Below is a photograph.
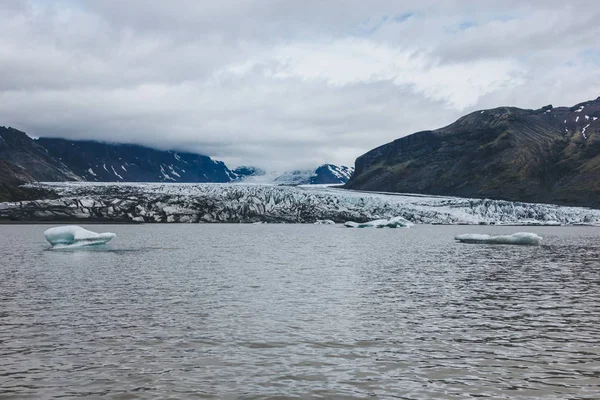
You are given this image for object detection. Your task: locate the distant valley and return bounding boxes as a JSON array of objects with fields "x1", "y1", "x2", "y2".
[{"x1": 233, "y1": 164, "x2": 354, "y2": 185}]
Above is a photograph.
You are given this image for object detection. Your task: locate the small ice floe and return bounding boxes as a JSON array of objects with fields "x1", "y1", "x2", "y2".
[
  {"x1": 44, "y1": 225, "x2": 116, "y2": 248},
  {"x1": 344, "y1": 216, "x2": 413, "y2": 228},
  {"x1": 454, "y1": 232, "x2": 542, "y2": 245},
  {"x1": 499, "y1": 220, "x2": 561, "y2": 226},
  {"x1": 314, "y1": 219, "x2": 336, "y2": 225}
]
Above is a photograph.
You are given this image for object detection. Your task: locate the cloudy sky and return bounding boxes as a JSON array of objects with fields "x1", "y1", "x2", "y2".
[{"x1": 1, "y1": 1, "x2": 599, "y2": 170}]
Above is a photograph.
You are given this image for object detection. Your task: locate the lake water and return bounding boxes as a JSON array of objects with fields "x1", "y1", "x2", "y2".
[{"x1": 1, "y1": 224, "x2": 599, "y2": 399}]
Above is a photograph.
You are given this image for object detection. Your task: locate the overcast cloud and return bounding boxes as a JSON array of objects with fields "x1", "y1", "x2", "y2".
[{"x1": 0, "y1": 0, "x2": 599, "y2": 169}]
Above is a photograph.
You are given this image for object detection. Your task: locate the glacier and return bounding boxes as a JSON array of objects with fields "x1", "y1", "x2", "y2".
[
  {"x1": 44, "y1": 225, "x2": 116, "y2": 248},
  {"x1": 1, "y1": 182, "x2": 600, "y2": 225},
  {"x1": 454, "y1": 232, "x2": 543, "y2": 246}
]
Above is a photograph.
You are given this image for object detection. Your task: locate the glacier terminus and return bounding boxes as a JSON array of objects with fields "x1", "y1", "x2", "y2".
[{"x1": 2, "y1": 182, "x2": 600, "y2": 226}]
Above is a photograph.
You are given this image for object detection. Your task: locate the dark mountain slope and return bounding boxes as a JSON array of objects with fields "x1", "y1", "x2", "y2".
[
  {"x1": 0, "y1": 127, "x2": 79, "y2": 201},
  {"x1": 345, "y1": 98, "x2": 600, "y2": 208},
  {"x1": 0, "y1": 127, "x2": 80, "y2": 182},
  {"x1": 36, "y1": 138, "x2": 234, "y2": 183}
]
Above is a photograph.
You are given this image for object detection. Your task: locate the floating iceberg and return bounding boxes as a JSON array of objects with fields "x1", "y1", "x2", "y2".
[
  {"x1": 314, "y1": 219, "x2": 336, "y2": 225},
  {"x1": 344, "y1": 216, "x2": 414, "y2": 228},
  {"x1": 454, "y1": 232, "x2": 542, "y2": 245},
  {"x1": 44, "y1": 225, "x2": 116, "y2": 248}
]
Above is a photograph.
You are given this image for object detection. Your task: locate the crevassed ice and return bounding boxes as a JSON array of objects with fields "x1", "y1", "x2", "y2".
[
  {"x1": 344, "y1": 216, "x2": 414, "y2": 228},
  {"x1": 44, "y1": 225, "x2": 116, "y2": 248},
  {"x1": 16, "y1": 182, "x2": 600, "y2": 225},
  {"x1": 454, "y1": 232, "x2": 542, "y2": 245}
]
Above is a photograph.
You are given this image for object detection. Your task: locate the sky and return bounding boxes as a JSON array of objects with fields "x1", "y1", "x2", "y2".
[{"x1": 1, "y1": 0, "x2": 599, "y2": 170}]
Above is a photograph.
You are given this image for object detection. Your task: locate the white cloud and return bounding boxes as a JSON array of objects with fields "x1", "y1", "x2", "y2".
[
  {"x1": 0, "y1": 1, "x2": 599, "y2": 169},
  {"x1": 225, "y1": 39, "x2": 525, "y2": 109}
]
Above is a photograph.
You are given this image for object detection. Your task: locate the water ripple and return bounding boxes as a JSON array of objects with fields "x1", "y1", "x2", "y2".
[{"x1": 1, "y1": 224, "x2": 599, "y2": 399}]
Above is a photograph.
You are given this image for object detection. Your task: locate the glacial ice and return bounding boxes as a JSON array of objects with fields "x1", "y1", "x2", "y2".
[
  {"x1": 5, "y1": 182, "x2": 600, "y2": 225},
  {"x1": 454, "y1": 232, "x2": 542, "y2": 245},
  {"x1": 44, "y1": 225, "x2": 116, "y2": 248},
  {"x1": 344, "y1": 216, "x2": 414, "y2": 228},
  {"x1": 314, "y1": 219, "x2": 336, "y2": 225}
]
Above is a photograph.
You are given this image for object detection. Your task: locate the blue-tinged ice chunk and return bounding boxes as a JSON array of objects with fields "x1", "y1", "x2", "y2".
[
  {"x1": 344, "y1": 216, "x2": 413, "y2": 228},
  {"x1": 314, "y1": 219, "x2": 336, "y2": 225},
  {"x1": 44, "y1": 225, "x2": 116, "y2": 247},
  {"x1": 454, "y1": 232, "x2": 542, "y2": 245}
]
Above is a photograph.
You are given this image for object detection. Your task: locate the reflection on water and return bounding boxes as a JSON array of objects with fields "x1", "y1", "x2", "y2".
[{"x1": 1, "y1": 224, "x2": 600, "y2": 399}]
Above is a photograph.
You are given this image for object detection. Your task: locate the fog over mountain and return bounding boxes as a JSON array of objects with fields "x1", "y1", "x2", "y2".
[{"x1": 0, "y1": 1, "x2": 599, "y2": 169}]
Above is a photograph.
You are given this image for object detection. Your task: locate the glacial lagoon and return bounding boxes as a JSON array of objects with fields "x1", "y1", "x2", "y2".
[{"x1": 1, "y1": 223, "x2": 599, "y2": 399}]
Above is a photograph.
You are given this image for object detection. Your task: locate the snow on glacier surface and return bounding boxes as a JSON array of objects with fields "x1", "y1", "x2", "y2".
[
  {"x1": 454, "y1": 232, "x2": 542, "y2": 245},
  {"x1": 44, "y1": 225, "x2": 116, "y2": 248},
  {"x1": 14, "y1": 182, "x2": 600, "y2": 225}
]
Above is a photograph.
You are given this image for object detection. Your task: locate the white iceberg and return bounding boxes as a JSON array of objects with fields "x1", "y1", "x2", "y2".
[
  {"x1": 344, "y1": 216, "x2": 414, "y2": 228},
  {"x1": 454, "y1": 232, "x2": 542, "y2": 245},
  {"x1": 44, "y1": 225, "x2": 116, "y2": 248},
  {"x1": 314, "y1": 219, "x2": 336, "y2": 225}
]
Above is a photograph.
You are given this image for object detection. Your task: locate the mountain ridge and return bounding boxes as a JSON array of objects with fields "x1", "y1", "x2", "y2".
[{"x1": 36, "y1": 137, "x2": 234, "y2": 183}]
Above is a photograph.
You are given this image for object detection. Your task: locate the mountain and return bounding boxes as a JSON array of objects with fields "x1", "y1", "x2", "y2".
[
  {"x1": 0, "y1": 127, "x2": 80, "y2": 201},
  {"x1": 234, "y1": 164, "x2": 354, "y2": 185},
  {"x1": 311, "y1": 164, "x2": 354, "y2": 184},
  {"x1": 37, "y1": 138, "x2": 234, "y2": 183},
  {"x1": 346, "y1": 97, "x2": 600, "y2": 208},
  {"x1": 0, "y1": 127, "x2": 80, "y2": 182}
]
